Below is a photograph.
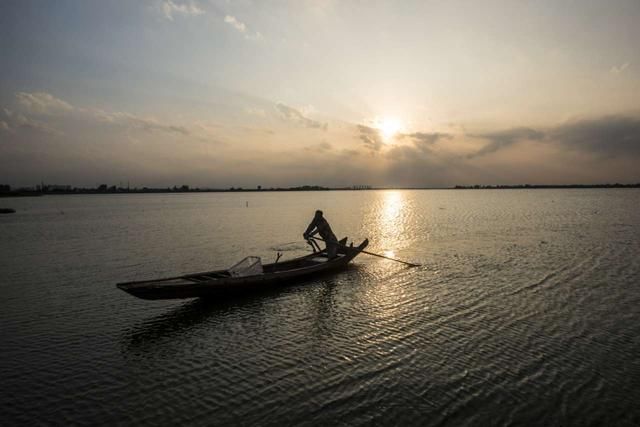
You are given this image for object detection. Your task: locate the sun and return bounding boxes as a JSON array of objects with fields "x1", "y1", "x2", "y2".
[{"x1": 377, "y1": 117, "x2": 403, "y2": 141}]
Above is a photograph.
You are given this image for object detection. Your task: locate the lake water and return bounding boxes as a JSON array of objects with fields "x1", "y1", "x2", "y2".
[{"x1": 1, "y1": 190, "x2": 639, "y2": 426}]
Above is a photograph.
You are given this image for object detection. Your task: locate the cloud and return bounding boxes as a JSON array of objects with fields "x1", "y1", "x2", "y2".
[
  {"x1": 223, "y1": 15, "x2": 263, "y2": 40},
  {"x1": 357, "y1": 125, "x2": 384, "y2": 151},
  {"x1": 5, "y1": 92, "x2": 190, "y2": 137},
  {"x1": 16, "y1": 92, "x2": 73, "y2": 114},
  {"x1": 550, "y1": 115, "x2": 640, "y2": 157},
  {"x1": 610, "y1": 62, "x2": 630, "y2": 74},
  {"x1": 356, "y1": 127, "x2": 452, "y2": 154},
  {"x1": 275, "y1": 103, "x2": 327, "y2": 130},
  {"x1": 245, "y1": 31, "x2": 264, "y2": 41},
  {"x1": 161, "y1": 0, "x2": 204, "y2": 21},
  {"x1": 1, "y1": 108, "x2": 62, "y2": 135},
  {"x1": 406, "y1": 132, "x2": 452, "y2": 145},
  {"x1": 104, "y1": 112, "x2": 190, "y2": 135},
  {"x1": 224, "y1": 15, "x2": 246, "y2": 32},
  {"x1": 317, "y1": 141, "x2": 332, "y2": 151},
  {"x1": 383, "y1": 144, "x2": 456, "y2": 187},
  {"x1": 462, "y1": 115, "x2": 640, "y2": 160},
  {"x1": 341, "y1": 148, "x2": 360, "y2": 157},
  {"x1": 469, "y1": 127, "x2": 544, "y2": 158},
  {"x1": 304, "y1": 141, "x2": 332, "y2": 152},
  {"x1": 399, "y1": 132, "x2": 453, "y2": 153}
]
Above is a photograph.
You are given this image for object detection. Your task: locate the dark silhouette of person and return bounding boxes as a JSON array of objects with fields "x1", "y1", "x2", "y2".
[{"x1": 303, "y1": 210, "x2": 339, "y2": 258}]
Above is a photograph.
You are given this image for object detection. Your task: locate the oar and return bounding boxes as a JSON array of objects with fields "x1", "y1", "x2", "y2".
[
  {"x1": 275, "y1": 240, "x2": 304, "y2": 246},
  {"x1": 309, "y1": 236, "x2": 420, "y2": 267}
]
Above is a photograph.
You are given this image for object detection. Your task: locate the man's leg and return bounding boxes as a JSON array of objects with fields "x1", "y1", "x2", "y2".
[{"x1": 327, "y1": 241, "x2": 338, "y2": 258}]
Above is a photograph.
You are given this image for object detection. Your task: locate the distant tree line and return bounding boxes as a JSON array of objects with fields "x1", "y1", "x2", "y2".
[
  {"x1": 0, "y1": 183, "x2": 337, "y2": 196},
  {"x1": 454, "y1": 183, "x2": 640, "y2": 189},
  {"x1": 3, "y1": 182, "x2": 639, "y2": 197}
]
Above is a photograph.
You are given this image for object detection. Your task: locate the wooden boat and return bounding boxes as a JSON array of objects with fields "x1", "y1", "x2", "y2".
[{"x1": 117, "y1": 238, "x2": 369, "y2": 300}]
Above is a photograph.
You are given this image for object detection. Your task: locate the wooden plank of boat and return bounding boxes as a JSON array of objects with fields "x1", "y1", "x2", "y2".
[{"x1": 116, "y1": 238, "x2": 369, "y2": 300}]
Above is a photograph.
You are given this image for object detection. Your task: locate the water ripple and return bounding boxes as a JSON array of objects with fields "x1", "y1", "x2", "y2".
[{"x1": 2, "y1": 190, "x2": 640, "y2": 425}]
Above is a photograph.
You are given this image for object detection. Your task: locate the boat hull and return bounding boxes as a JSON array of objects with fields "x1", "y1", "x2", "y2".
[{"x1": 117, "y1": 239, "x2": 368, "y2": 300}]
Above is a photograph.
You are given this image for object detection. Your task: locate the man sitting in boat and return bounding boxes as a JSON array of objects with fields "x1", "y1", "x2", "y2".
[{"x1": 303, "y1": 210, "x2": 339, "y2": 258}]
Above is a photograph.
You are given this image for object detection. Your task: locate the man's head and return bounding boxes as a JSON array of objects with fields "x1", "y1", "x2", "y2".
[{"x1": 315, "y1": 210, "x2": 323, "y2": 218}]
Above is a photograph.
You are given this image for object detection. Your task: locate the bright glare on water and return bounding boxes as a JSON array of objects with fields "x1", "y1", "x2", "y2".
[{"x1": 1, "y1": 189, "x2": 639, "y2": 425}]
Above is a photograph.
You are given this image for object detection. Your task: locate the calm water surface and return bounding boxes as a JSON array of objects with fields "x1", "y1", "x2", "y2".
[{"x1": 1, "y1": 190, "x2": 639, "y2": 426}]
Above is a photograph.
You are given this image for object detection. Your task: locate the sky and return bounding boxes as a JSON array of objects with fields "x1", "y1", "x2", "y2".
[{"x1": 1, "y1": 0, "x2": 639, "y2": 188}]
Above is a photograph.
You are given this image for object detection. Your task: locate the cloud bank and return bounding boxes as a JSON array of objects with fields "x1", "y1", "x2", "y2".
[
  {"x1": 467, "y1": 117, "x2": 640, "y2": 159},
  {"x1": 357, "y1": 125, "x2": 384, "y2": 151},
  {"x1": 469, "y1": 127, "x2": 545, "y2": 158},
  {"x1": 551, "y1": 115, "x2": 640, "y2": 157},
  {"x1": 3, "y1": 92, "x2": 191, "y2": 137},
  {"x1": 275, "y1": 103, "x2": 327, "y2": 130},
  {"x1": 2, "y1": 91, "x2": 640, "y2": 188}
]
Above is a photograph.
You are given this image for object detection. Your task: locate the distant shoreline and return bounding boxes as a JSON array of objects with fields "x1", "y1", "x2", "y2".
[{"x1": 1, "y1": 183, "x2": 639, "y2": 197}]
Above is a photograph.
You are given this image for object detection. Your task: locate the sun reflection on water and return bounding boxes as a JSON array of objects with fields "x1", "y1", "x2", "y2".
[
  {"x1": 358, "y1": 190, "x2": 423, "y2": 327},
  {"x1": 378, "y1": 190, "x2": 406, "y2": 251},
  {"x1": 382, "y1": 191, "x2": 403, "y2": 223}
]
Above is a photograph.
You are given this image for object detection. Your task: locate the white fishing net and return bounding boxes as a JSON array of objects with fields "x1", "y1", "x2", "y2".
[{"x1": 228, "y1": 256, "x2": 263, "y2": 277}]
